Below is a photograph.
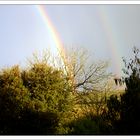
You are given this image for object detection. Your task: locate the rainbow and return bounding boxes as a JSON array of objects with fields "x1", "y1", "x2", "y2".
[
  {"x1": 97, "y1": 6, "x2": 123, "y2": 77},
  {"x1": 35, "y1": 5, "x2": 68, "y2": 72},
  {"x1": 36, "y1": 5, "x2": 64, "y2": 56},
  {"x1": 35, "y1": 5, "x2": 123, "y2": 77}
]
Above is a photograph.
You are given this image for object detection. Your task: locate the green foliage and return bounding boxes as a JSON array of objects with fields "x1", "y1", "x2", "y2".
[
  {"x1": 0, "y1": 58, "x2": 72, "y2": 134},
  {"x1": 68, "y1": 115, "x2": 100, "y2": 134},
  {"x1": 22, "y1": 62, "x2": 71, "y2": 113},
  {"x1": 3, "y1": 47, "x2": 140, "y2": 135},
  {"x1": 68, "y1": 112, "x2": 113, "y2": 135},
  {"x1": 119, "y1": 47, "x2": 140, "y2": 134},
  {"x1": 0, "y1": 65, "x2": 28, "y2": 114},
  {"x1": 106, "y1": 47, "x2": 140, "y2": 134},
  {"x1": 0, "y1": 65, "x2": 29, "y2": 134}
]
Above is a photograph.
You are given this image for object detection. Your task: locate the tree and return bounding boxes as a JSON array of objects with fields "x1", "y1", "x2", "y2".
[
  {"x1": 22, "y1": 54, "x2": 74, "y2": 134},
  {"x1": 0, "y1": 53, "x2": 73, "y2": 134},
  {"x1": 56, "y1": 47, "x2": 110, "y2": 93},
  {"x1": 119, "y1": 47, "x2": 140, "y2": 134},
  {"x1": 106, "y1": 47, "x2": 140, "y2": 134},
  {"x1": 0, "y1": 65, "x2": 29, "y2": 134},
  {"x1": 22, "y1": 62, "x2": 72, "y2": 113},
  {"x1": 0, "y1": 47, "x2": 112, "y2": 134}
]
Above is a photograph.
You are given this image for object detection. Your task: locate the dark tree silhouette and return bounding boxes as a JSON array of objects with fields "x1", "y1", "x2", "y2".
[{"x1": 107, "y1": 47, "x2": 140, "y2": 134}]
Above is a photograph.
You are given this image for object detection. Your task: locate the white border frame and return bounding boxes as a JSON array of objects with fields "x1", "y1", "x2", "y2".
[
  {"x1": 0, "y1": 136, "x2": 140, "y2": 139},
  {"x1": 0, "y1": 1, "x2": 140, "y2": 4},
  {"x1": 0, "y1": 1, "x2": 139, "y2": 139}
]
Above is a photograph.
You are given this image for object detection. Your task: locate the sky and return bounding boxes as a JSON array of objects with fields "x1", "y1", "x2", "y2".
[{"x1": 0, "y1": 5, "x2": 140, "y2": 77}]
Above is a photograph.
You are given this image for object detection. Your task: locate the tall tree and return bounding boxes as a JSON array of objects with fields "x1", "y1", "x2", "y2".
[
  {"x1": 57, "y1": 47, "x2": 110, "y2": 93},
  {"x1": 107, "y1": 47, "x2": 140, "y2": 134},
  {"x1": 120, "y1": 47, "x2": 140, "y2": 134}
]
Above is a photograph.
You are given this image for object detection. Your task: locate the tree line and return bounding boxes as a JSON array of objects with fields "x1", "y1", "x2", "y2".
[{"x1": 0, "y1": 47, "x2": 139, "y2": 135}]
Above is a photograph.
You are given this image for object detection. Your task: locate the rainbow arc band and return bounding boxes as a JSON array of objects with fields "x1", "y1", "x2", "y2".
[{"x1": 36, "y1": 5, "x2": 123, "y2": 77}]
